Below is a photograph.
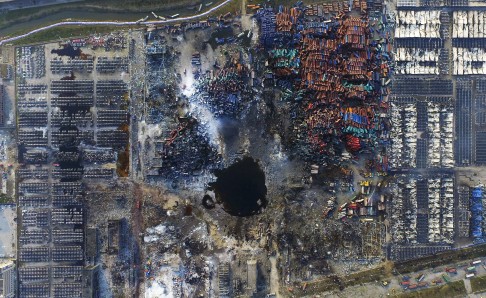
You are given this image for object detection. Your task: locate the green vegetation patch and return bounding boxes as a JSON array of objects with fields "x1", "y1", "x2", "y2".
[
  {"x1": 0, "y1": 193, "x2": 13, "y2": 204},
  {"x1": 471, "y1": 275, "x2": 486, "y2": 293},
  {"x1": 343, "y1": 266, "x2": 386, "y2": 286},
  {"x1": 396, "y1": 280, "x2": 467, "y2": 298},
  {"x1": 8, "y1": 25, "x2": 131, "y2": 46},
  {"x1": 293, "y1": 265, "x2": 387, "y2": 296},
  {"x1": 291, "y1": 276, "x2": 338, "y2": 296}
]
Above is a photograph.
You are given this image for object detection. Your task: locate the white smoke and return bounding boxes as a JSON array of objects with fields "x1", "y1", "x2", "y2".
[{"x1": 187, "y1": 98, "x2": 223, "y2": 154}]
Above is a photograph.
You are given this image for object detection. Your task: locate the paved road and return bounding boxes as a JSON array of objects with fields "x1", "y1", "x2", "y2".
[
  {"x1": 465, "y1": 278, "x2": 472, "y2": 294},
  {"x1": 0, "y1": 0, "x2": 234, "y2": 46},
  {"x1": 270, "y1": 256, "x2": 281, "y2": 297}
]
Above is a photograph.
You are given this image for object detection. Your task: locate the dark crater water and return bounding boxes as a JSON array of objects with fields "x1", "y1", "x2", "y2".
[{"x1": 209, "y1": 157, "x2": 267, "y2": 217}]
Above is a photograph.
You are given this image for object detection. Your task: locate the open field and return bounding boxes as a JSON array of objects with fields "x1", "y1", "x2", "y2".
[
  {"x1": 293, "y1": 265, "x2": 388, "y2": 296},
  {"x1": 395, "y1": 280, "x2": 467, "y2": 298},
  {"x1": 7, "y1": 25, "x2": 132, "y2": 46},
  {"x1": 471, "y1": 275, "x2": 486, "y2": 293}
]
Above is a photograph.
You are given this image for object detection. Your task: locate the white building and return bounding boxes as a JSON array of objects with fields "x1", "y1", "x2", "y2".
[{"x1": 0, "y1": 260, "x2": 15, "y2": 298}]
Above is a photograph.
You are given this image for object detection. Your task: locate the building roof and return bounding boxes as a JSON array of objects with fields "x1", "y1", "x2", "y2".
[
  {"x1": 0, "y1": 205, "x2": 16, "y2": 259},
  {"x1": 0, "y1": 259, "x2": 14, "y2": 270}
]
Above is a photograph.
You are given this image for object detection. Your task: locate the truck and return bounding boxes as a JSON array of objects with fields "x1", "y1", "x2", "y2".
[
  {"x1": 466, "y1": 273, "x2": 476, "y2": 279},
  {"x1": 445, "y1": 267, "x2": 457, "y2": 274},
  {"x1": 408, "y1": 284, "x2": 418, "y2": 290},
  {"x1": 472, "y1": 260, "x2": 482, "y2": 266},
  {"x1": 417, "y1": 274, "x2": 425, "y2": 282}
]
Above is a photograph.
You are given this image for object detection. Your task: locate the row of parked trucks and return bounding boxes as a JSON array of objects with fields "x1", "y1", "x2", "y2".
[{"x1": 400, "y1": 260, "x2": 484, "y2": 290}]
